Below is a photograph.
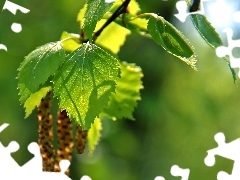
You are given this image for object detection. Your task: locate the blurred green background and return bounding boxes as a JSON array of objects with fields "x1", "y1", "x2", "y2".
[{"x1": 1, "y1": 0, "x2": 240, "y2": 179}]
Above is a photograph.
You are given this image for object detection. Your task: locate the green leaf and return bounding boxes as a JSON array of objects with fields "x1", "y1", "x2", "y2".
[
  {"x1": 53, "y1": 43, "x2": 119, "y2": 130},
  {"x1": 18, "y1": 83, "x2": 32, "y2": 104},
  {"x1": 88, "y1": 117, "x2": 102, "y2": 155},
  {"x1": 24, "y1": 86, "x2": 52, "y2": 118},
  {"x1": 185, "y1": 2, "x2": 236, "y2": 81},
  {"x1": 83, "y1": 0, "x2": 113, "y2": 40},
  {"x1": 190, "y1": 14, "x2": 223, "y2": 48},
  {"x1": 189, "y1": 14, "x2": 237, "y2": 81},
  {"x1": 18, "y1": 41, "x2": 65, "y2": 94},
  {"x1": 102, "y1": 61, "x2": 143, "y2": 120},
  {"x1": 147, "y1": 14, "x2": 197, "y2": 70}
]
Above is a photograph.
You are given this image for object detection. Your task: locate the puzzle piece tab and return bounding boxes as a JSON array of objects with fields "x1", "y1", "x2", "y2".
[
  {"x1": 215, "y1": 28, "x2": 240, "y2": 78},
  {"x1": 20, "y1": 142, "x2": 42, "y2": 173},
  {"x1": 0, "y1": 123, "x2": 85, "y2": 179},
  {"x1": 2, "y1": 0, "x2": 30, "y2": 15},
  {"x1": 0, "y1": 1, "x2": 30, "y2": 51},
  {"x1": 174, "y1": 0, "x2": 211, "y2": 22},
  {"x1": 0, "y1": 124, "x2": 20, "y2": 172},
  {"x1": 204, "y1": 132, "x2": 240, "y2": 180},
  {"x1": 0, "y1": 140, "x2": 21, "y2": 172},
  {"x1": 154, "y1": 165, "x2": 190, "y2": 180},
  {"x1": 0, "y1": 123, "x2": 9, "y2": 133}
]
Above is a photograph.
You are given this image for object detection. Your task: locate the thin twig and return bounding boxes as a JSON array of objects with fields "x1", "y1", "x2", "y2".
[{"x1": 92, "y1": 0, "x2": 131, "y2": 43}]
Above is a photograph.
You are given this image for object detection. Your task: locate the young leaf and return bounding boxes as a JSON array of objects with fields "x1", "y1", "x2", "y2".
[
  {"x1": 17, "y1": 42, "x2": 65, "y2": 93},
  {"x1": 127, "y1": 0, "x2": 140, "y2": 15},
  {"x1": 109, "y1": 0, "x2": 140, "y2": 15},
  {"x1": 107, "y1": 0, "x2": 148, "y2": 37},
  {"x1": 127, "y1": 17, "x2": 148, "y2": 34},
  {"x1": 112, "y1": 15, "x2": 149, "y2": 38},
  {"x1": 60, "y1": 31, "x2": 81, "y2": 52},
  {"x1": 83, "y1": 0, "x2": 113, "y2": 40},
  {"x1": 88, "y1": 117, "x2": 102, "y2": 155},
  {"x1": 102, "y1": 61, "x2": 143, "y2": 120},
  {"x1": 78, "y1": 5, "x2": 131, "y2": 54},
  {"x1": 24, "y1": 86, "x2": 52, "y2": 118},
  {"x1": 147, "y1": 14, "x2": 197, "y2": 70},
  {"x1": 95, "y1": 21, "x2": 131, "y2": 54},
  {"x1": 77, "y1": 4, "x2": 87, "y2": 27},
  {"x1": 190, "y1": 14, "x2": 223, "y2": 49},
  {"x1": 53, "y1": 43, "x2": 119, "y2": 130}
]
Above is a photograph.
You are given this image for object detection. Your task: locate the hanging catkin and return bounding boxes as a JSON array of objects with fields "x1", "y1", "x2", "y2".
[
  {"x1": 54, "y1": 109, "x2": 74, "y2": 175},
  {"x1": 37, "y1": 91, "x2": 55, "y2": 171},
  {"x1": 76, "y1": 125, "x2": 88, "y2": 154}
]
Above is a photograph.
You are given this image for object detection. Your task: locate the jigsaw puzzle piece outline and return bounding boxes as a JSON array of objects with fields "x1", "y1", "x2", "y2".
[
  {"x1": 215, "y1": 28, "x2": 240, "y2": 78},
  {"x1": 205, "y1": 132, "x2": 240, "y2": 180},
  {"x1": 0, "y1": 124, "x2": 73, "y2": 179},
  {"x1": 154, "y1": 164, "x2": 190, "y2": 180},
  {"x1": 80, "y1": 175, "x2": 92, "y2": 180},
  {"x1": 174, "y1": 0, "x2": 211, "y2": 22},
  {"x1": 0, "y1": 123, "x2": 9, "y2": 132},
  {"x1": 0, "y1": 141, "x2": 21, "y2": 172},
  {"x1": 21, "y1": 142, "x2": 42, "y2": 173},
  {"x1": 154, "y1": 177, "x2": 165, "y2": 180},
  {"x1": 2, "y1": 0, "x2": 30, "y2": 15},
  {"x1": 171, "y1": 165, "x2": 190, "y2": 180}
]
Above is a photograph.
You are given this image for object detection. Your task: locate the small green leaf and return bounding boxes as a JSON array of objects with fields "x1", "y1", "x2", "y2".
[
  {"x1": 127, "y1": 0, "x2": 141, "y2": 15},
  {"x1": 185, "y1": 1, "x2": 236, "y2": 81},
  {"x1": 190, "y1": 14, "x2": 223, "y2": 48},
  {"x1": 114, "y1": 16, "x2": 149, "y2": 37},
  {"x1": 83, "y1": 0, "x2": 113, "y2": 40},
  {"x1": 102, "y1": 61, "x2": 143, "y2": 120},
  {"x1": 95, "y1": 20, "x2": 131, "y2": 54},
  {"x1": 53, "y1": 43, "x2": 119, "y2": 130},
  {"x1": 127, "y1": 17, "x2": 148, "y2": 34},
  {"x1": 189, "y1": 14, "x2": 237, "y2": 81},
  {"x1": 147, "y1": 14, "x2": 197, "y2": 70},
  {"x1": 18, "y1": 42, "x2": 65, "y2": 93},
  {"x1": 24, "y1": 86, "x2": 52, "y2": 118},
  {"x1": 88, "y1": 117, "x2": 102, "y2": 155},
  {"x1": 77, "y1": 4, "x2": 87, "y2": 27}
]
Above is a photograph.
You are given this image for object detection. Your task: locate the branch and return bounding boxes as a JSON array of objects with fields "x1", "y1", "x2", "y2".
[{"x1": 92, "y1": 0, "x2": 131, "y2": 43}]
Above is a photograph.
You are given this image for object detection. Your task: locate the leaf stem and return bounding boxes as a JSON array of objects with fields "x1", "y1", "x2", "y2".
[
  {"x1": 92, "y1": 0, "x2": 131, "y2": 43},
  {"x1": 60, "y1": 37, "x2": 79, "y2": 43}
]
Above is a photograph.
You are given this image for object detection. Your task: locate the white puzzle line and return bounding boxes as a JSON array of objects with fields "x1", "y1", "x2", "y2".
[
  {"x1": 0, "y1": 124, "x2": 92, "y2": 179},
  {"x1": 174, "y1": 0, "x2": 212, "y2": 22},
  {"x1": 205, "y1": 132, "x2": 240, "y2": 180}
]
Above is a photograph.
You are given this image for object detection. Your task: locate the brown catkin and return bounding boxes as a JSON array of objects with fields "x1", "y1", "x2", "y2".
[
  {"x1": 54, "y1": 109, "x2": 74, "y2": 175},
  {"x1": 76, "y1": 125, "x2": 88, "y2": 154},
  {"x1": 37, "y1": 91, "x2": 55, "y2": 171}
]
